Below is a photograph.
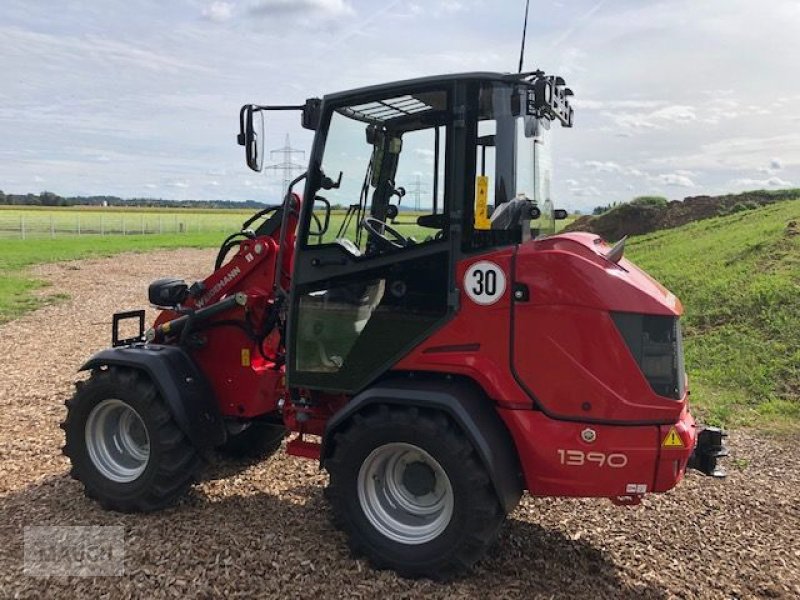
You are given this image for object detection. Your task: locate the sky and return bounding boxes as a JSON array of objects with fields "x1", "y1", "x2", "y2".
[{"x1": 1, "y1": 0, "x2": 798, "y2": 212}]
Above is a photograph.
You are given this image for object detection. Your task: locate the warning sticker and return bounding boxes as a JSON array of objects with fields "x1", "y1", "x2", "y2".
[{"x1": 662, "y1": 427, "x2": 684, "y2": 448}]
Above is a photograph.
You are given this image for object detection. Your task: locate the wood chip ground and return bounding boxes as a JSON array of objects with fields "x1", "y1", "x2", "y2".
[{"x1": 0, "y1": 249, "x2": 798, "y2": 599}]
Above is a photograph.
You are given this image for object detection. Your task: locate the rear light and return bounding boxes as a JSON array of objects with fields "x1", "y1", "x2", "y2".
[{"x1": 611, "y1": 312, "x2": 686, "y2": 399}]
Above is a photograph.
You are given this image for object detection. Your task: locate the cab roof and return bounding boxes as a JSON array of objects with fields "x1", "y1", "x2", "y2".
[{"x1": 323, "y1": 71, "x2": 537, "y2": 104}]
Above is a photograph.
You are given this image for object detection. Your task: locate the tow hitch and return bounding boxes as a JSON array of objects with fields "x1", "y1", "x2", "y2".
[{"x1": 688, "y1": 426, "x2": 728, "y2": 478}]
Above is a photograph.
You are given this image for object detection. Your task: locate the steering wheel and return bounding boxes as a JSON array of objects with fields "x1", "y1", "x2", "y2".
[{"x1": 361, "y1": 217, "x2": 409, "y2": 251}]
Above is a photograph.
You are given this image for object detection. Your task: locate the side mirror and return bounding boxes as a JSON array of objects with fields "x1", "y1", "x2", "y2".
[
  {"x1": 308, "y1": 195, "x2": 331, "y2": 241},
  {"x1": 237, "y1": 105, "x2": 265, "y2": 172},
  {"x1": 554, "y1": 209, "x2": 569, "y2": 220}
]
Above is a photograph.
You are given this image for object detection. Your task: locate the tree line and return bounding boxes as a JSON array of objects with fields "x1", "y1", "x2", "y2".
[{"x1": 0, "y1": 190, "x2": 270, "y2": 210}]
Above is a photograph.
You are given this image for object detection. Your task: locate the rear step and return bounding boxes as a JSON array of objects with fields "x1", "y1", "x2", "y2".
[
  {"x1": 688, "y1": 427, "x2": 728, "y2": 478},
  {"x1": 286, "y1": 436, "x2": 321, "y2": 460}
]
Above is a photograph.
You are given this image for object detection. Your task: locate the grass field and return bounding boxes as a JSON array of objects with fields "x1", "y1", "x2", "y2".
[
  {"x1": 0, "y1": 205, "x2": 267, "y2": 237},
  {"x1": 627, "y1": 199, "x2": 800, "y2": 429}
]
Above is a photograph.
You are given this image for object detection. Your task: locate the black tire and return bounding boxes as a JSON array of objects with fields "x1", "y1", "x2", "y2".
[
  {"x1": 61, "y1": 366, "x2": 201, "y2": 513},
  {"x1": 218, "y1": 422, "x2": 286, "y2": 459},
  {"x1": 325, "y1": 405, "x2": 505, "y2": 579}
]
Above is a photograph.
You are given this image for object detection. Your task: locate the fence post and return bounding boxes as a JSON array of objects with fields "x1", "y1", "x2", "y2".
[
  {"x1": 77, "y1": 215, "x2": 81, "y2": 236},
  {"x1": 20, "y1": 215, "x2": 25, "y2": 240},
  {"x1": 50, "y1": 215, "x2": 55, "y2": 239},
  {"x1": 159, "y1": 216, "x2": 163, "y2": 234},
  {"x1": 123, "y1": 216, "x2": 126, "y2": 235},
  {"x1": 101, "y1": 215, "x2": 105, "y2": 236},
  {"x1": 141, "y1": 215, "x2": 145, "y2": 234}
]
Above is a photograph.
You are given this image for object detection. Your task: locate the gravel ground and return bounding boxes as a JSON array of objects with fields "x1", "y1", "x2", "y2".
[{"x1": 0, "y1": 248, "x2": 798, "y2": 599}]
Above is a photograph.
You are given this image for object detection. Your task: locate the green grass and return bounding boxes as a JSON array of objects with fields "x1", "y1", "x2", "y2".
[
  {"x1": 627, "y1": 199, "x2": 800, "y2": 430},
  {"x1": 0, "y1": 205, "x2": 256, "y2": 238},
  {"x1": 0, "y1": 233, "x2": 223, "y2": 322}
]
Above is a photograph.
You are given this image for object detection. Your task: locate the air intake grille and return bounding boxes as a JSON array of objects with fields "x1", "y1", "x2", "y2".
[{"x1": 611, "y1": 313, "x2": 686, "y2": 400}]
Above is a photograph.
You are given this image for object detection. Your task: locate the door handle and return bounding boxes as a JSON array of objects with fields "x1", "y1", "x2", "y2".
[{"x1": 311, "y1": 257, "x2": 347, "y2": 267}]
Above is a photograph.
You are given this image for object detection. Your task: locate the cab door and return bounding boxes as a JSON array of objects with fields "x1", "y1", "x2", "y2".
[{"x1": 287, "y1": 86, "x2": 458, "y2": 393}]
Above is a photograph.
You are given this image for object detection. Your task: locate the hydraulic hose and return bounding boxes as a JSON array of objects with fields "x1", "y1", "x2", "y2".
[{"x1": 147, "y1": 293, "x2": 247, "y2": 344}]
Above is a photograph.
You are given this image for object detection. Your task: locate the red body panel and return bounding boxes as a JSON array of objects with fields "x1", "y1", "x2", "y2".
[
  {"x1": 498, "y1": 407, "x2": 696, "y2": 497},
  {"x1": 395, "y1": 247, "x2": 532, "y2": 408},
  {"x1": 397, "y1": 231, "x2": 695, "y2": 498},
  {"x1": 152, "y1": 197, "x2": 300, "y2": 419}
]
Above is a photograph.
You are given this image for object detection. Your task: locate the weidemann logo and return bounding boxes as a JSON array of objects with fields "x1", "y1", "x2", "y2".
[{"x1": 196, "y1": 266, "x2": 241, "y2": 308}]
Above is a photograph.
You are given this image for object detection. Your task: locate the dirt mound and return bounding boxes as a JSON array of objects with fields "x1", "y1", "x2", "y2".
[{"x1": 566, "y1": 189, "x2": 800, "y2": 241}]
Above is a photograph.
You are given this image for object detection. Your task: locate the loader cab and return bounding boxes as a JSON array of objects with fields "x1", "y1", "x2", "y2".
[{"x1": 277, "y1": 73, "x2": 574, "y2": 392}]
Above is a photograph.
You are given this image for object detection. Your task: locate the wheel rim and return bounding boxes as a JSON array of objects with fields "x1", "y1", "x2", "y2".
[
  {"x1": 357, "y1": 442, "x2": 454, "y2": 545},
  {"x1": 85, "y1": 399, "x2": 150, "y2": 483}
]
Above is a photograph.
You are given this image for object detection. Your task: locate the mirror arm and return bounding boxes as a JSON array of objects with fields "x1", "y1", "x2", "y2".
[{"x1": 321, "y1": 171, "x2": 342, "y2": 190}]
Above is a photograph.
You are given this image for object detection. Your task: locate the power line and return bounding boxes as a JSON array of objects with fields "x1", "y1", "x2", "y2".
[
  {"x1": 264, "y1": 134, "x2": 306, "y2": 196},
  {"x1": 407, "y1": 174, "x2": 428, "y2": 211}
]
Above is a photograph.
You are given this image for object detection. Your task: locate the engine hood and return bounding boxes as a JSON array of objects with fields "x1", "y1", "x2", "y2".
[{"x1": 519, "y1": 231, "x2": 682, "y2": 316}]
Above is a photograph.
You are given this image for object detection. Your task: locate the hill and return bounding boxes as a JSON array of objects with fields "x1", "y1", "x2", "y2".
[
  {"x1": 626, "y1": 198, "x2": 800, "y2": 429},
  {"x1": 568, "y1": 189, "x2": 800, "y2": 241}
]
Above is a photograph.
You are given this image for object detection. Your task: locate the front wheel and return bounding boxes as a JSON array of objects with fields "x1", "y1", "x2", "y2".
[
  {"x1": 325, "y1": 405, "x2": 505, "y2": 579},
  {"x1": 61, "y1": 366, "x2": 201, "y2": 512}
]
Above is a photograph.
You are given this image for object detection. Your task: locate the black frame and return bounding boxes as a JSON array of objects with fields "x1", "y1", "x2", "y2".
[
  {"x1": 283, "y1": 72, "x2": 571, "y2": 393},
  {"x1": 286, "y1": 79, "x2": 472, "y2": 392}
]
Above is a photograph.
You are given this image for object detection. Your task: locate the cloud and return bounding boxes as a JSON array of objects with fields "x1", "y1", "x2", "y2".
[
  {"x1": 770, "y1": 158, "x2": 783, "y2": 170},
  {"x1": 202, "y1": 2, "x2": 234, "y2": 22},
  {"x1": 168, "y1": 180, "x2": 189, "y2": 189},
  {"x1": 569, "y1": 185, "x2": 603, "y2": 197},
  {"x1": 729, "y1": 176, "x2": 792, "y2": 189},
  {"x1": 585, "y1": 160, "x2": 623, "y2": 173},
  {"x1": 656, "y1": 173, "x2": 696, "y2": 187},
  {"x1": 247, "y1": 0, "x2": 353, "y2": 18},
  {"x1": 605, "y1": 104, "x2": 697, "y2": 131}
]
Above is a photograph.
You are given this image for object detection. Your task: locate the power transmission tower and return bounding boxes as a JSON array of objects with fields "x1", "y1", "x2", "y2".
[
  {"x1": 407, "y1": 174, "x2": 428, "y2": 211},
  {"x1": 264, "y1": 134, "x2": 305, "y2": 197}
]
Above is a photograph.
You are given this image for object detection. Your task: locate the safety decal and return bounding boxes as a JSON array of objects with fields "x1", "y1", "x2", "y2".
[
  {"x1": 464, "y1": 261, "x2": 506, "y2": 306},
  {"x1": 662, "y1": 427, "x2": 684, "y2": 448}
]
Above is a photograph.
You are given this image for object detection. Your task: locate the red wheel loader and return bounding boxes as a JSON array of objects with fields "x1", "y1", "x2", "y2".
[{"x1": 62, "y1": 71, "x2": 727, "y2": 579}]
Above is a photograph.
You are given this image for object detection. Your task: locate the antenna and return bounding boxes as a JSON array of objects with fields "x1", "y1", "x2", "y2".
[
  {"x1": 264, "y1": 133, "x2": 305, "y2": 196},
  {"x1": 518, "y1": 0, "x2": 531, "y2": 73}
]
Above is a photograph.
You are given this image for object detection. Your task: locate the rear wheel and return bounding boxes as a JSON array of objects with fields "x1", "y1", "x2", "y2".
[
  {"x1": 325, "y1": 405, "x2": 505, "y2": 579},
  {"x1": 61, "y1": 366, "x2": 201, "y2": 512}
]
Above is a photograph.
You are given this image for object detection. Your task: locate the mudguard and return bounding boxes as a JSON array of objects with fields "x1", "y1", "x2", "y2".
[
  {"x1": 80, "y1": 344, "x2": 226, "y2": 450},
  {"x1": 322, "y1": 376, "x2": 523, "y2": 514}
]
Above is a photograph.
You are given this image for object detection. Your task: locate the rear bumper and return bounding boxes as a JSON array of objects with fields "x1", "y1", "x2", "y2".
[{"x1": 497, "y1": 405, "x2": 706, "y2": 499}]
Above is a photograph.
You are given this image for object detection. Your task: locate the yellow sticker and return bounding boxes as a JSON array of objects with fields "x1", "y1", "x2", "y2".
[
  {"x1": 474, "y1": 176, "x2": 491, "y2": 230},
  {"x1": 240, "y1": 348, "x2": 251, "y2": 367},
  {"x1": 662, "y1": 427, "x2": 684, "y2": 448}
]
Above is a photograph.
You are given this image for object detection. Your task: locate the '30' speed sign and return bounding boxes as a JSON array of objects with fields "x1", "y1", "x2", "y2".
[{"x1": 464, "y1": 261, "x2": 506, "y2": 305}]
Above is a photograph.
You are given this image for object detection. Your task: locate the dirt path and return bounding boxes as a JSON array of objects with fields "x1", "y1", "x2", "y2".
[{"x1": 0, "y1": 249, "x2": 798, "y2": 598}]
